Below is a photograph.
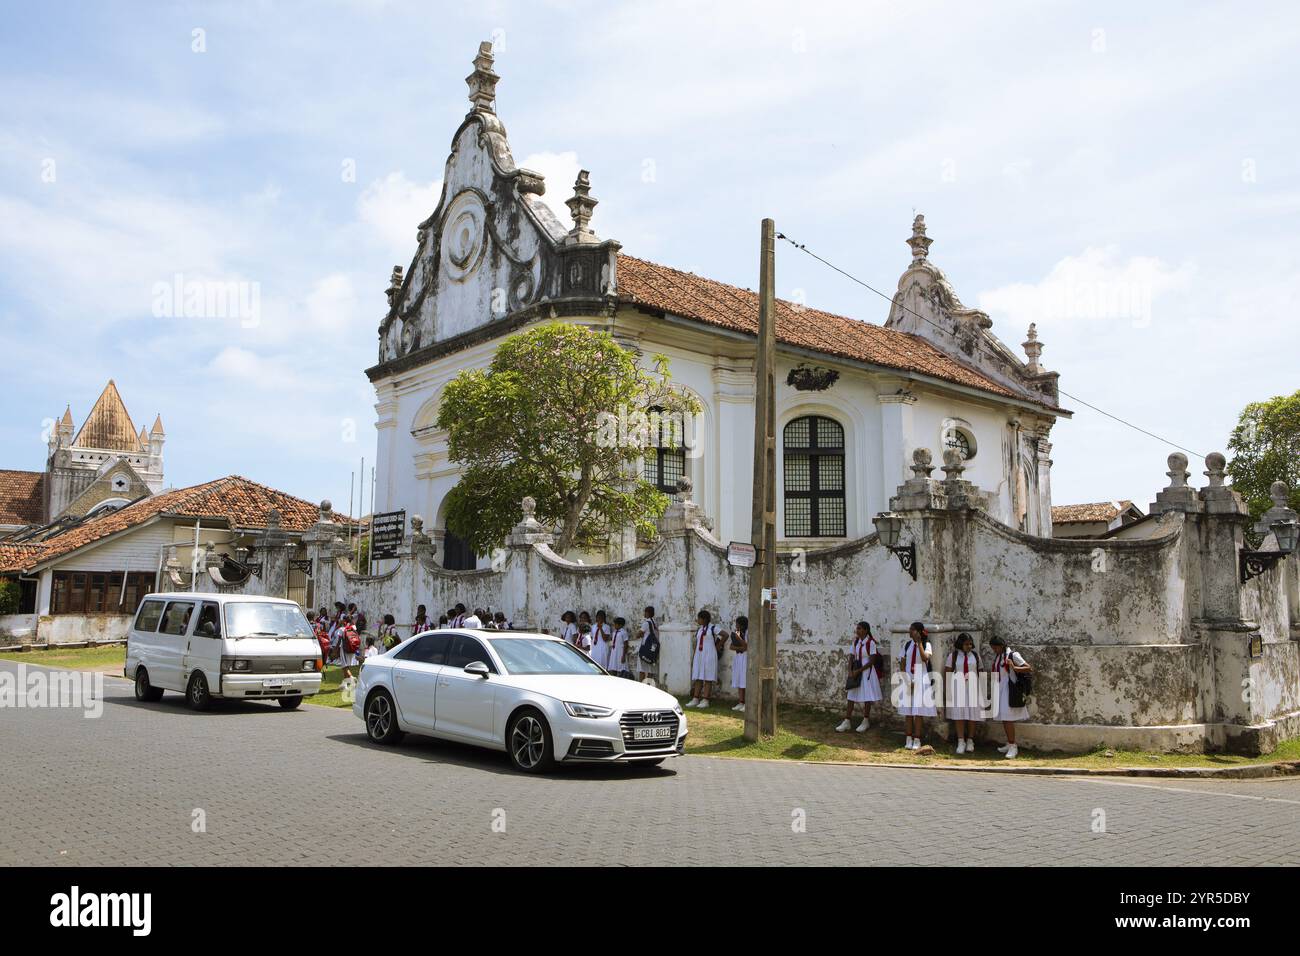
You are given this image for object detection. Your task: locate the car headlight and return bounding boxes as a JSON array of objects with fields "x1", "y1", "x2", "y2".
[
  {"x1": 302, "y1": 659, "x2": 317, "y2": 672},
  {"x1": 563, "y1": 701, "x2": 615, "y2": 719},
  {"x1": 673, "y1": 704, "x2": 684, "y2": 716},
  {"x1": 221, "y1": 657, "x2": 253, "y2": 673}
]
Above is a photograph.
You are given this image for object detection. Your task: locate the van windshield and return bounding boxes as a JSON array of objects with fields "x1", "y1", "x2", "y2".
[{"x1": 224, "y1": 602, "x2": 313, "y2": 640}]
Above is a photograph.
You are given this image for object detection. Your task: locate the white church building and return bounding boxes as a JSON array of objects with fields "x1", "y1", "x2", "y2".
[{"x1": 367, "y1": 43, "x2": 1070, "y2": 566}]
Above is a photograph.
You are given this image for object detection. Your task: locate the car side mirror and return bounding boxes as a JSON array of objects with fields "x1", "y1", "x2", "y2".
[{"x1": 464, "y1": 660, "x2": 490, "y2": 678}]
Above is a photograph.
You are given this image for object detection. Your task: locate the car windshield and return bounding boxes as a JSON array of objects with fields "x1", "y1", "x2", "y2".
[
  {"x1": 488, "y1": 637, "x2": 605, "y2": 675},
  {"x1": 224, "y1": 602, "x2": 313, "y2": 639}
]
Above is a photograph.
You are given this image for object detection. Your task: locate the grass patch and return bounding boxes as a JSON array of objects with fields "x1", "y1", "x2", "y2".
[
  {"x1": 679, "y1": 697, "x2": 1300, "y2": 770},
  {"x1": 0, "y1": 643, "x2": 126, "y2": 672}
]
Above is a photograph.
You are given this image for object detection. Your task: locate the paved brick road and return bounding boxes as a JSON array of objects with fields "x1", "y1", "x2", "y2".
[{"x1": 1, "y1": 661, "x2": 1297, "y2": 866}]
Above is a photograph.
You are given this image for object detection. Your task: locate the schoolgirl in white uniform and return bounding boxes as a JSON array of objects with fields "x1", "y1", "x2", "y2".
[
  {"x1": 896, "y1": 621, "x2": 936, "y2": 750},
  {"x1": 688, "y1": 609, "x2": 722, "y2": 708},
  {"x1": 944, "y1": 632, "x2": 983, "y2": 754},
  {"x1": 589, "y1": 610, "x2": 612, "y2": 669},
  {"x1": 559, "y1": 611, "x2": 579, "y2": 647},
  {"x1": 610, "y1": 617, "x2": 630, "y2": 677},
  {"x1": 989, "y1": 635, "x2": 1031, "y2": 758},
  {"x1": 729, "y1": 614, "x2": 749, "y2": 711},
  {"x1": 837, "y1": 621, "x2": 882, "y2": 732}
]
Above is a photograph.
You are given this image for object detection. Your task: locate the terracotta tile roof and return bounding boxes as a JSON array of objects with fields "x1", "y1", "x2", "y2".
[
  {"x1": 0, "y1": 475, "x2": 353, "y2": 573},
  {"x1": 72, "y1": 380, "x2": 143, "y2": 453},
  {"x1": 1051, "y1": 500, "x2": 1138, "y2": 523},
  {"x1": 615, "y1": 254, "x2": 1032, "y2": 404},
  {"x1": 0, "y1": 470, "x2": 45, "y2": 526}
]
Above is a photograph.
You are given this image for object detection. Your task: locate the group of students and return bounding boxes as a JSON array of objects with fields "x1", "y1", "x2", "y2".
[
  {"x1": 411, "y1": 602, "x2": 513, "y2": 634},
  {"x1": 309, "y1": 601, "x2": 371, "y2": 680},
  {"x1": 839, "y1": 621, "x2": 1033, "y2": 758},
  {"x1": 557, "y1": 606, "x2": 662, "y2": 682}
]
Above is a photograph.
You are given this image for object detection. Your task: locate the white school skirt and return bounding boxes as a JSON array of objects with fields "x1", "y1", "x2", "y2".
[
  {"x1": 691, "y1": 646, "x2": 718, "y2": 682},
  {"x1": 731, "y1": 652, "x2": 746, "y2": 690},
  {"x1": 946, "y1": 671, "x2": 984, "y2": 721},
  {"x1": 896, "y1": 664, "x2": 938, "y2": 716},
  {"x1": 993, "y1": 672, "x2": 1030, "y2": 721},
  {"x1": 847, "y1": 666, "x2": 882, "y2": 703}
]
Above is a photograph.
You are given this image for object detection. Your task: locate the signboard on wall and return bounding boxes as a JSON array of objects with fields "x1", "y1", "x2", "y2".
[{"x1": 370, "y1": 510, "x2": 406, "y2": 560}]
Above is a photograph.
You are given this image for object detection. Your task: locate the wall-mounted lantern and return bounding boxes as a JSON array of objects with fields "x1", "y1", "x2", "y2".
[
  {"x1": 1240, "y1": 518, "x2": 1298, "y2": 584},
  {"x1": 873, "y1": 511, "x2": 916, "y2": 581}
]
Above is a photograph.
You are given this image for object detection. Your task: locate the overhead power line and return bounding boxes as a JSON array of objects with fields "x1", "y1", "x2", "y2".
[{"x1": 774, "y1": 231, "x2": 1206, "y2": 461}]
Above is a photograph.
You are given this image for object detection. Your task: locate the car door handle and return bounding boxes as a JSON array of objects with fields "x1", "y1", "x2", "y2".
[
  {"x1": 395, "y1": 672, "x2": 406, "y2": 680},
  {"x1": 437, "y1": 679, "x2": 449, "y2": 687}
]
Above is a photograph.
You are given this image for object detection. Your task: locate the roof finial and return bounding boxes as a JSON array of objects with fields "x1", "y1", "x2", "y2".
[
  {"x1": 386, "y1": 265, "x2": 404, "y2": 306},
  {"x1": 466, "y1": 41, "x2": 499, "y2": 114},
  {"x1": 564, "y1": 170, "x2": 598, "y2": 244},
  {"x1": 907, "y1": 213, "x2": 933, "y2": 264},
  {"x1": 1022, "y1": 322, "x2": 1043, "y2": 373}
]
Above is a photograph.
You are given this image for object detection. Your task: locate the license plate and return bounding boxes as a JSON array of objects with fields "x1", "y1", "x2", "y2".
[
  {"x1": 632, "y1": 725, "x2": 674, "y2": 740},
  {"x1": 262, "y1": 678, "x2": 289, "y2": 688}
]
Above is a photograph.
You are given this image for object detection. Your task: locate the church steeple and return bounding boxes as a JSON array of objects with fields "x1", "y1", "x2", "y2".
[{"x1": 72, "y1": 380, "x2": 141, "y2": 452}]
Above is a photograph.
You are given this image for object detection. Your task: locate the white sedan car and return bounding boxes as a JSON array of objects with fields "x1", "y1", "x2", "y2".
[{"x1": 353, "y1": 629, "x2": 687, "y2": 772}]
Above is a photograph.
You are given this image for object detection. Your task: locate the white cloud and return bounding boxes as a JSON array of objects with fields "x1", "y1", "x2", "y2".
[{"x1": 357, "y1": 172, "x2": 440, "y2": 260}]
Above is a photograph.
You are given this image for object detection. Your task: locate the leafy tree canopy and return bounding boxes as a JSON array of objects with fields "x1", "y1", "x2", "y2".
[
  {"x1": 437, "y1": 322, "x2": 701, "y2": 556},
  {"x1": 1226, "y1": 388, "x2": 1300, "y2": 521}
]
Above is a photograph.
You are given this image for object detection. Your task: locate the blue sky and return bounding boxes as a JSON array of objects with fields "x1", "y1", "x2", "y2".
[{"x1": 1, "y1": 1, "x2": 1297, "y2": 516}]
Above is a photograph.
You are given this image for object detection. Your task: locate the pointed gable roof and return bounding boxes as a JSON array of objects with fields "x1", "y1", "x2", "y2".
[
  {"x1": 150, "y1": 414, "x2": 165, "y2": 436},
  {"x1": 72, "y1": 380, "x2": 143, "y2": 453}
]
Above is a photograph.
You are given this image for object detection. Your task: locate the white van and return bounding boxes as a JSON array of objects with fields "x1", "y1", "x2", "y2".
[{"x1": 125, "y1": 592, "x2": 323, "y2": 710}]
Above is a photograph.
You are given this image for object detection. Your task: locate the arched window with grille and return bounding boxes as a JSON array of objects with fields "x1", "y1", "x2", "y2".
[
  {"x1": 643, "y1": 406, "x2": 686, "y2": 493},
  {"x1": 783, "y1": 415, "x2": 846, "y2": 537}
]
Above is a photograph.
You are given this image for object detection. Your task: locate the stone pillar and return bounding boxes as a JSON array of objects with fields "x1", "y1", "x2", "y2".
[
  {"x1": 255, "y1": 508, "x2": 294, "y2": 600},
  {"x1": 504, "y1": 497, "x2": 554, "y2": 632},
  {"x1": 301, "y1": 500, "x2": 344, "y2": 612}
]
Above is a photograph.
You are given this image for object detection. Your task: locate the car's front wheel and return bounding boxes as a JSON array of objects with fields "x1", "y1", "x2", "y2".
[
  {"x1": 364, "y1": 689, "x2": 404, "y2": 744},
  {"x1": 277, "y1": 696, "x2": 303, "y2": 710},
  {"x1": 507, "y1": 708, "x2": 555, "y2": 773},
  {"x1": 186, "y1": 672, "x2": 212, "y2": 711},
  {"x1": 134, "y1": 667, "x2": 163, "y2": 702}
]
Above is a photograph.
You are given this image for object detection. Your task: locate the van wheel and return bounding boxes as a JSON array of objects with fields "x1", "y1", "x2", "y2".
[
  {"x1": 507, "y1": 708, "x2": 555, "y2": 773},
  {"x1": 364, "y1": 689, "x2": 404, "y2": 744},
  {"x1": 186, "y1": 672, "x2": 212, "y2": 711},
  {"x1": 134, "y1": 668, "x2": 163, "y2": 702},
  {"x1": 277, "y1": 696, "x2": 304, "y2": 710}
]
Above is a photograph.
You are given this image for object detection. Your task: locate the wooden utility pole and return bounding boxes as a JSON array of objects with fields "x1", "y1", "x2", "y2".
[{"x1": 745, "y1": 218, "x2": 778, "y2": 741}]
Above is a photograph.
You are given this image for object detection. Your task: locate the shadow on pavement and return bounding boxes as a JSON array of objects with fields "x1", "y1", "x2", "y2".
[{"x1": 325, "y1": 730, "x2": 680, "y2": 782}]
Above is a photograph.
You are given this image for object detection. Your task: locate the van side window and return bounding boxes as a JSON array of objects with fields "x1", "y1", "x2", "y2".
[
  {"x1": 160, "y1": 602, "x2": 195, "y2": 636},
  {"x1": 195, "y1": 602, "x2": 221, "y2": 638},
  {"x1": 135, "y1": 600, "x2": 165, "y2": 632}
]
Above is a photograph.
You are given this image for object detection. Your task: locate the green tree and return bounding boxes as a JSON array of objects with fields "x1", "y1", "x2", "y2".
[
  {"x1": 437, "y1": 322, "x2": 700, "y2": 556},
  {"x1": 1226, "y1": 389, "x2": 1300, "y2": 521},
  {"x1": 0, "y1": 578, "x2": 19, "y2": 615}
]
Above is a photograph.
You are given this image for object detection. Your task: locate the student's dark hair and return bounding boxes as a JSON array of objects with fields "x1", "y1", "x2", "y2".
[
  {"x1": 989, "y1": 635, "x2": 1006, "y2": 648},
  {"x1": 438, "y1": 614, "x2": 449, "y2": 625},
  {"x1": 955, "y1": 631, "x2": 973, "y2": 648},
  {"x1": 474, "y1": 607, "x2": 486, "y2": 619},
  {"x1": 614, "y1": 616, "x2": 626, "y2": 628},
  {"x1": 857, "y1": 621, "x2": 872, "y2": 635},
  {"x1": 595, "y1": 608, "x2": 607, "y2": 621},
  {"x1": 735, "y1": 614, "x2": 749, "y2": 631},
  {"x1": 697, "y1": 608, "x2": 711, "y2": 623},
  {"x1": 416, "y1": 604, "x2": 426, "y2": 616},
  {"x1": 579, "y1": 610, "x2": 592, "y2": 621},
  {"x1": 910, "y1": 621, "x2": 927, "y2": 637},
  {"x1": 494, "y1": 611, "x2": 506, "y2": 622},
  {"x1": 644, "y1": 605, "x2": 655, "y2": 616},
  {"x1": 365, "y1": 637, "x2": 375, "y2": 646},
  {"x1": 455, "y1": 602, "x2": 466, "y2": 613},
  {"x1": 383, "y1": 613, "x2": 395, "y2": 626}
]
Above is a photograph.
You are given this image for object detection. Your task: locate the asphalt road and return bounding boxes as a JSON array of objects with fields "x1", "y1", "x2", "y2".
[{"x1": 1, "y1": 660, "x2": 1297, "y2": 866}]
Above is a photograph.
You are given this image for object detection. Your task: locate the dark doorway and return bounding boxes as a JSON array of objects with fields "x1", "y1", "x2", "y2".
[{"x1": 442, "y1": 530, "x2": 477, "y2": 571}]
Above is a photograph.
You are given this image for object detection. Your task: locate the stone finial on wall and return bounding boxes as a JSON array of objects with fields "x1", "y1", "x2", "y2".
[
  {"x1": 564, "y1": 170, "x2": 598, "y2": 244},
  {"x1": 1151, "y1": 451, "x2": 1202, "y2": 514},
  {"x1": 910, "y1": 447, "x2": 934, "y2": 480},
  {"x1": 1254, "y1": 480, "x2": 1298, "y2": 539},
  {"x1": 466, "y1": 41, "x2": 499, "y2": 113},
  {"x1": 1198, "y1": 451, "x2": 1246, "y2": 515},
  {"x1": 507, "y1": 495, "x2": 554, "y2": 547},
  {"x1": 941, "y1": 446, "x2": 966, "y2": 481},
  {"x1": 385, "y1": 266, "x2": 404, "y2": 307}
]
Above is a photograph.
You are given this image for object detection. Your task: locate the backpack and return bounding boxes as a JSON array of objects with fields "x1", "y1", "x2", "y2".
[
  {"x1": 638, "y1": 620, "x2": 660, "y2": 664},
  {"x1": 1007, "y1": 649, "x2": 1033, "y2": 707},
  {"x1": 346, "y1": 628, "x2": 361, "y2": 654}
]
